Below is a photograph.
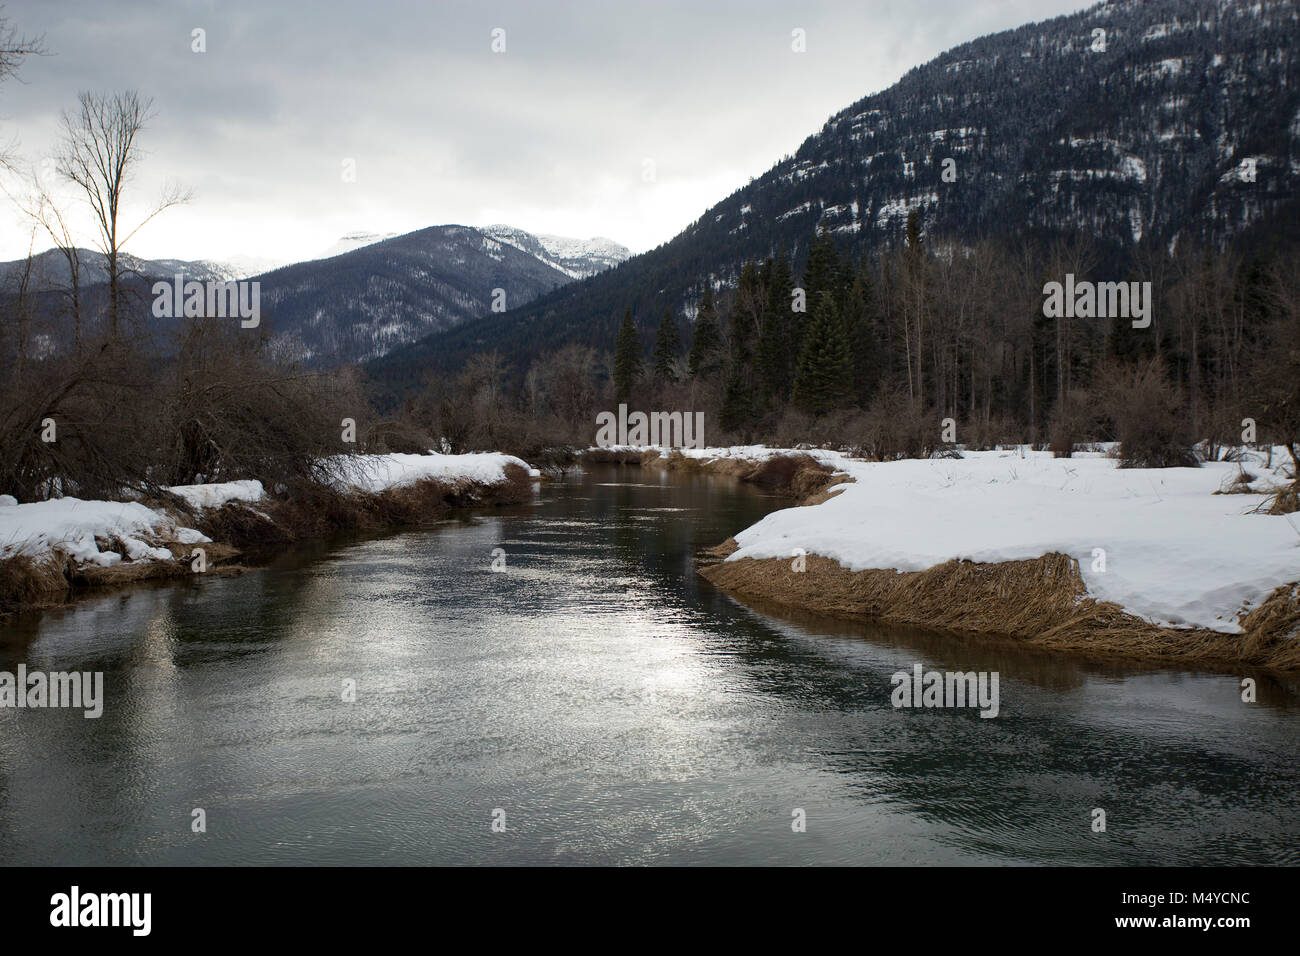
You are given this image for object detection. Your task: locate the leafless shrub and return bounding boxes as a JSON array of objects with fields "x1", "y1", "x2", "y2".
[
  {"x1": 1095, "y1": 359, "x2": 1198, "y2": 469},
  {"x1": 1048, "y1": 387, "x2": 1095, "y2": 458},
  {"x1": 771, "y1": 407, "x2": 817, "y2": 448},
  {"x1": 859, "y1": 389, "x2": 931, "y2": 460}
]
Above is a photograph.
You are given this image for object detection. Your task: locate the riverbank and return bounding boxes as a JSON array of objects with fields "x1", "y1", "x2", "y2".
[
  {"x1": 582, "y1": 445, "x2": 843, "y2": 500},
  {"x1": 0, "y1": 452, "x2": 537, "y2": 615},
  {"x1": 695, "y1": 445, "x2": 1300, "y2": 671}
]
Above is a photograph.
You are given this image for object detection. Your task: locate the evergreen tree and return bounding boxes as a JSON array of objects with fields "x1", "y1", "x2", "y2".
[
  {"x1": 795, "y1": 227, "x2": 841, "y2": 361},
  {"x1": 758, "y1": 253, "x2": 795, "y2": 402},
  {"x1": 720, "y1": 365, "x2": 755, "y2": 435},
  {"x1": 803, "y1": 224, "x2": 844, "y2": 309},
  {"x1": 651, "y1": 307, "x2": 681, "y2": 383},
  {"x1": 905, "y1": 209, "x2": 924, "y2": 258},
  {"x1": 613, "y1": 309, "x2": 642, "y2": 403},
  {"x1": 792, "y1": 292, "x2": 854, "y2": 415},
  {"x1": 731, "y1": 260, "x2": 763, "y2": 364},
  {"x1": 687, "y1": 287, "x2": 722, "y2": 379},
  {"x1": 844, "y1": 262, "x2": 883, "y2": 404},
  {"x1": 1107, "y1": 269, "x2": 1155, "y2": 364}
]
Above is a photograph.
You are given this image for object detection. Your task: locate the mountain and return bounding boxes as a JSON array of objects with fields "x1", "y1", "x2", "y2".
[
  {"x1": 252, "y1": 224, "x2": 628, "y2": 366},
  {"x1": 315, "y1": 232, "x2": 400, "y2": 259},
  {"x1": 369, "y1": 0, "x2": 1300, "y2": 390},
  {"x1": 0, "y1": 248, "x2": 260, "y2": 290},
  {"x1": 478, "y1": 225, "x2": 630, "y2": 279},
  {"x1": 4, "y1": 224, "x2": 629, "y2": 367}
]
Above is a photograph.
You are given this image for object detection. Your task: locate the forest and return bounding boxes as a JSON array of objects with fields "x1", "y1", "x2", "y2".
[{"x1": 409, "y1": 210, "x2": 1300, "y2": 477}]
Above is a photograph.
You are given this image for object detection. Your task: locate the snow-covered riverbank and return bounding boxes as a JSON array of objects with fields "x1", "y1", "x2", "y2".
[
  {"x1": 0, "y1": 452, "x2": 534, "y2": 586},
  {"x1": 712, "y1": 445, "x2": 1297, "y2": 634},
  {"x1": 674, "y1": 443, "x2": 1300, "y2": 664}
]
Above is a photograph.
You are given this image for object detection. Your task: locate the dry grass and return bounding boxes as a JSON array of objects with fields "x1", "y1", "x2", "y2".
[
  {"x1": 700, "y1": 550, "x2": 1300, "y2": 671},
  {"x1": 1215, "y1": 470, "x2": 1259, "y2": 494},
  {"x1": 740, "y1": 454, "x2": 842, "y2": 501},
  {"x1": 0, "y1": 553, "x2": 70, "y2": 613},
  {"x1": 1266, "y1": 482, "x2": 1299, "y2": 515},
  {"x1": 199, "y1": 471, "x2": 534, "y2": 551},
  {"x1": 582, "y1": 448, "x2": 648, "y2": 465},
  {"x1": 639, "y1": 450, "x2": 844, "y2": 502}
]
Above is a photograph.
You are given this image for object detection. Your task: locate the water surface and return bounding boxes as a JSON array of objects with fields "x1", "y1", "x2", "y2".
[{"x1": 1, "y1": 466, "x2": 1296, "y2": 865}]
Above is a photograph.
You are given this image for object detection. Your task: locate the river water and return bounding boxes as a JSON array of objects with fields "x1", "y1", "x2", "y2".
[{"x1": 1, "y1": 466, "x2": 1297, "y2": 865}]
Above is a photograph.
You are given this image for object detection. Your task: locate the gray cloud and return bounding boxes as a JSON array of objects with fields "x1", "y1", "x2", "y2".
[{"x1": 0, "y1": 0, "x2": 1089, "y2": 263}]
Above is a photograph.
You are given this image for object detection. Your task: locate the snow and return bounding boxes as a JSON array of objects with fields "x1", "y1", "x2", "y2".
[
  {"x1": 777, "y1": 202, "x2": 813, "y2": 221},
  {"x1": 330, "y1": 452, "x2": 537, "y2": 491},
  {"x1": 874, "y1": 193, "x2": 938, "y2": 225},
  {"x1": 1, "y1": 453, "x2": 537, "y2": 570},
  {"x1": 166, "y1": 480, "x2": 265, "y2": 510},
  {"x1": 713, "y1": 446, "x2": 1299, "y2": 634},
  {"x1": 478, "y1": 225, "x2": 630, "y2": 280},
  {"x1": 0, "y1": 498, "x2": 178, "y2": 567},
  {"x1": 122, "y1": 537, "x2": 173, "y2": 562},
  {"x1": 315, "y1": 231, "x2": 399, "y2": 260}
]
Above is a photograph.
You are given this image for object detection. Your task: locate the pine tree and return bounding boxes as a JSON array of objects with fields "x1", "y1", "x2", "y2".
[
  {"x1": 613, "y1": 309, "x2": 642, "y2": 403},
  {"x1": 796, "y1": 227, "x2": 843, "y2": 364},
  {"x1": 844, "y1": 262, "x2": 884, "y2": 404},
  {"x1": 758, "y1": 253, "x2": 794, "y2": 402},
  {"x1": 731, "y1": 260, "x2": 762, "y2": 364},
  {"x1": 905, "y1": 209, "x2": 924, "y2": 258},
  {"x1": 792, "y1": 292, "x2": 854, "y2": 415},
  {"x1": 651, "y1": 307, "x2": 681, "y2": 383},
  {"x1": 720, "y1": 365, "x2": 754, "y2": 435},
  {"x1": 687, "y1": 287, "x2": 722, "y2": 379},
  {"x1": 803, "y1": 225, "x2": 842, "y2": 307}
]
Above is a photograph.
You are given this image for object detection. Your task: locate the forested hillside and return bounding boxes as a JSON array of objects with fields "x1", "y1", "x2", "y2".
[{"x1": 371, "y1": 0, "x2": 1300, "y2": 395}]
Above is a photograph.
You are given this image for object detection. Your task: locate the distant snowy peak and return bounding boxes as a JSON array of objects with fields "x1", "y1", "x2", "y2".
[
  {"x1": 218, "y1": 254, "x2": 287, "y2": 279},
  {"x1": 129, "y1": 254, "x2": 283, "y2": 281},
  {"x1": 316, "y1": 231, "x2": 401, "y2": 260},
  {"x1": 0, "y1": 249, "x2": 279, "y2": 288},
  {"x1": 317, "y1": 225, "x2": 628, "y2": 278},
  {"x1": 480, "y1": 224, "x2": 630, "y2": 279}
]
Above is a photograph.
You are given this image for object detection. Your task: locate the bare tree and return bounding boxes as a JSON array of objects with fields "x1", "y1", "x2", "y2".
[
  {"x1": 57, "y1": 90, "x2": 189, "y2": 336},
  {"x1": 5, "y1": 224, "x2": 37, "y2": 366},
  {"x1": 0, "y1": 7, "x2": 41, "y2": 79},
  {"x1": 0, "y1": 8, "x2": 45, "y2": 167},
  {"x1": 0, "y1": 177, "x2": 87, "y2": 350}
]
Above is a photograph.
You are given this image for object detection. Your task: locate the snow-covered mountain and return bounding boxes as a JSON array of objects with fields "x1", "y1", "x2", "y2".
[
  {"x1": 251, "y1": 224, "x2": 628, "y2": 366},
  {"x1": 315, "y1": 232, "x2": 401, "y2": 260},
  {"x1": 3, "y1": 224, "x2": 627, "y2": 367},
  {"x1": 0, "y1": 249, "x2": 274, "y2": 288},
  {"x1": 374, "y1": 0, "x2": 1300, "y2": 383},
  {"x1": 478, "y1": 225, "x2": 630, "y2": 279},
  {"x1": 318, "y1": 226, "x2": 629, "y2": 279}
]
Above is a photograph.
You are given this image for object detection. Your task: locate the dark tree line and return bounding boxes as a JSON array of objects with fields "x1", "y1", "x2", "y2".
[{"x1": 607, "y1": 212, "x2": 1300, "y2": 467}]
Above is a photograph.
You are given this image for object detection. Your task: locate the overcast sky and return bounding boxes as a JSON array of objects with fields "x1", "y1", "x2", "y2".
[{"x1": 0, "y1": 0, "x2": 1089, "y2": 265}]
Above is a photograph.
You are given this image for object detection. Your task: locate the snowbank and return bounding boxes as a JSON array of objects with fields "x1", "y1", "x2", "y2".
[
  {"x1": 0, "y1": 497, "x2": 190, "y2": 567},
  {"x1": 1, "y1": 452, "x2": 536, "y2": 570},
  {"x1": 718, "y1": 446, "x2": 1299, "y2": 633},
  {"x1": 166, "y1": 480, "x2": 265, "y2": 510},
  {"x1": 329, "y1": 452, "x2": 538, "y2": 491}
]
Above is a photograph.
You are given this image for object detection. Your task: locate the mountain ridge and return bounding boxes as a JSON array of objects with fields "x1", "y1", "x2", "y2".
[{"x1": 368, "y1": 0, "x2": 1300, "y2": 392}]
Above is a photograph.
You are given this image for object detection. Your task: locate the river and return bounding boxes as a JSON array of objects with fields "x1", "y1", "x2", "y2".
[{"x1": 1, "y1": 466, "x2": 1297, "y2": 865}]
